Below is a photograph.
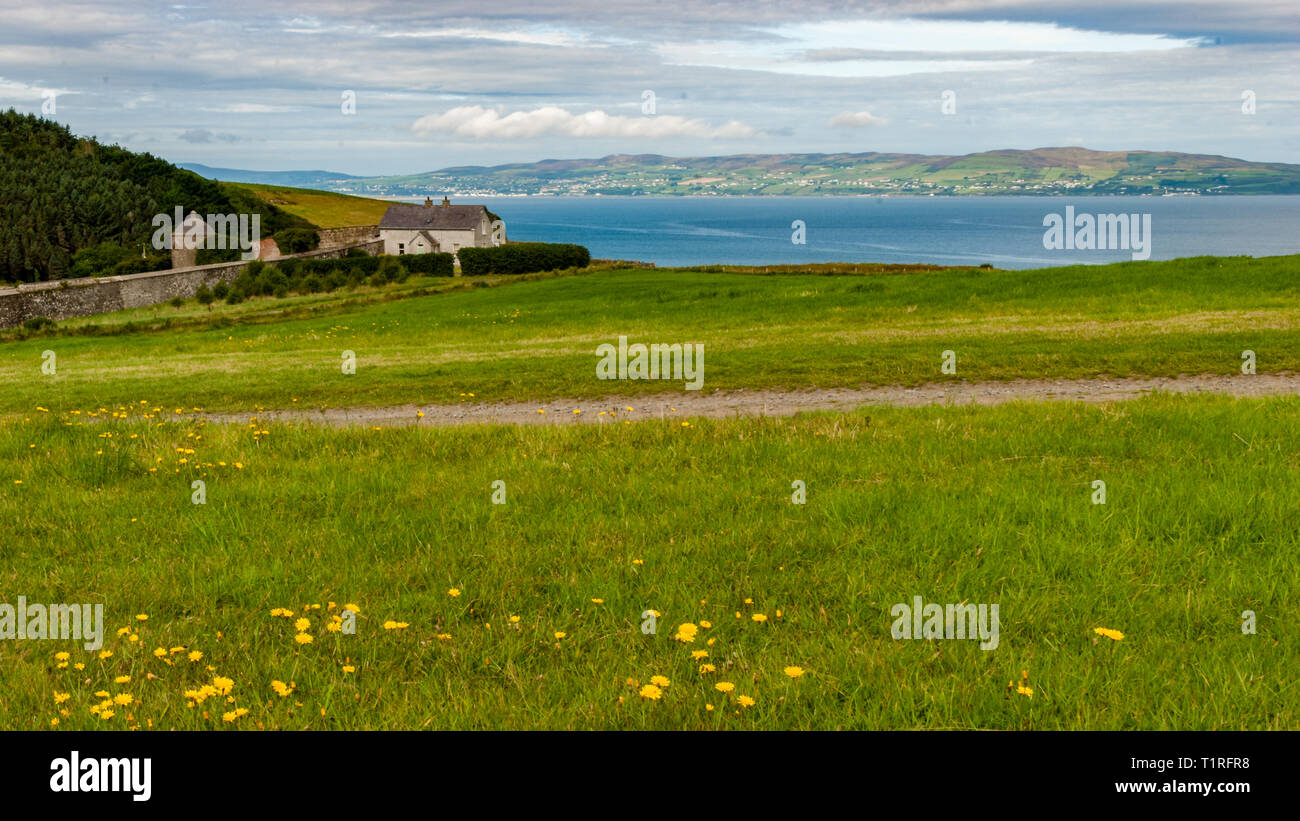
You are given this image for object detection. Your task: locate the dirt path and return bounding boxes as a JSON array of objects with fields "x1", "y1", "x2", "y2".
[{"x1": 201, "y1": 372, "x2": 1300, "y2": 428}]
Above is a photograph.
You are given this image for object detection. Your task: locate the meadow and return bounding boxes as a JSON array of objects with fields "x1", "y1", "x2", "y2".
[
  {"x1": 0, "y1": 394, "x2": 1294, "y2": 729},
  {"x1": 1, "y1": 253, "x2": 1296, "y2": 731},
  {"x1": 1, "y1": 253, "x2": 1297, "y2": 415}
]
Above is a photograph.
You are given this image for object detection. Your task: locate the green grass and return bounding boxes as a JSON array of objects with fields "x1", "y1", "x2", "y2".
[
  {"x1": 225, "y1": 182, "x2": 393, "y2": 228},
  {"x1": 2, "y1": 254, "x2": 1298, "y2": 415},
  {"x1": 0, "y1": 394, "x2": 1294, "y2": 729}
]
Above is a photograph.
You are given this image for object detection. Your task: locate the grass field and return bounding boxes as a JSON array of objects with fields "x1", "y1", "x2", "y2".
[
  {"x1": 2, "y1": 253, "x2": 1296, "y2": 730},
  {"x1": 1, "y1": 394, "x2": 1294, "y2": 729},
  {"x1": 225, "y1": 182, "x2": 394, "y2": 228},
  {"x1": 1, "y1": 254, "x2": 1297, "y2": 416}
]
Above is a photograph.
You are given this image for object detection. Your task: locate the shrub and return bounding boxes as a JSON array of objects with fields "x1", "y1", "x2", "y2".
[
  {"x1": 458, "y1": 243, "x2": 590, "y2": 275},
  {"x1": 212, "y1": 282, "x2": 230, "y2": 300},
  {"x1": 111, "y1": 254, "x2": 172, "y2": 276},
  {"x1": 273, "y1": 228, "x2": 320, "y2": 254},
  {"x1": 302, "y1": 274, "x2": 324, "y2": 293},
  {"x1": 195, "y1": 284, "x2": 214, "y2": 309},
  {"x1": 70, "y1": 242, "x2": 132, "y2": 278},
  {"x1": 400, "y1": 252, "x2": 455, "y2": 277},
  {"x1": 169, "y1": 296, "x2": 185, "y2": 308},
  {"x1": 377, "y1": 257, "x2": 406, "y2": 283},
  {"x1": 22, "y1": 315, "x2": 55, "y2": 330}
]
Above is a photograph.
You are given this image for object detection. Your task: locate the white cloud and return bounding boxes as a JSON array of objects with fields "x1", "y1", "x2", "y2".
[
  {"x1": 0, "y1": 77, "x2": 76, "y2": 100},
  {"x1": 658, "y1": 18, "x2": 1206, "y2": 78},
  {"x1": 380, "y1": 26, "x2": 589, "y2": 48},
  {"x1": 412, "y1": 105, "x2": 757, "y2": 139},
  {"x1": 830, "y1": 110, "x2": 889, "y2": 128}
]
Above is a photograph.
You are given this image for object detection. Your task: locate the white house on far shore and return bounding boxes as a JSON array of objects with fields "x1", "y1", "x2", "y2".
[{"x1": 378, "y1": 197, "x2": 503, "y2": 261}]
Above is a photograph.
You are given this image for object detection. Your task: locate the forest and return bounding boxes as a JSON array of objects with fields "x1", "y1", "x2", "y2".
[{"x1": 0, "y1": 110, "x2": 315, "y2": 283}]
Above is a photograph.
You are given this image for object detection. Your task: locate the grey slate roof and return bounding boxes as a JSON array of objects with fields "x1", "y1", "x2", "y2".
[{"x1": 379, "y1": 202, "x2": 487, "y2": 231}]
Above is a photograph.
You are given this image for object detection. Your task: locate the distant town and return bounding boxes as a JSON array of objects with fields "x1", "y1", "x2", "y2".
[{"x1": 183, "y1": 147, "x2": 1300, "y2": 198}]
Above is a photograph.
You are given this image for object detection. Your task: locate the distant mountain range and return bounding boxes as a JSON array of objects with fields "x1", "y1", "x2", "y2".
[
  {"x1": 182, "y1": 148, "x2": 1300, "y2": 197},
  {"x1": 178, "y1": 163, "x2": 363, "y2": 188}
]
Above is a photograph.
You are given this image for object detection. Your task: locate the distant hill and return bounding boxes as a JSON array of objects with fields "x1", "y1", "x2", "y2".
[
  {"x1": 267, "y1": 147, "x2": 1300, "y2": 197},
  {"x1": 180, "y1": 163, "x2": 361, "y2": 188},
  {"x1": 0, "y1": 111, "x2": 314, "y2": 282}
]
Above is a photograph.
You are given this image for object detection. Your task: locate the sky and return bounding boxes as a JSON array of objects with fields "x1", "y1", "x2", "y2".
[{"x1": 0, "y1": 0, "x2": 1297, "y2": 175}]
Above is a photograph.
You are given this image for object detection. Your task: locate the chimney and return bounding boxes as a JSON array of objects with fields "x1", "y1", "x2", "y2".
[
  {"x1": 441, "y1": 196, "x2": 450, "y2": 207},
  {"x1": 424, "y1": 196, "x2": 432, "y2": 207}
]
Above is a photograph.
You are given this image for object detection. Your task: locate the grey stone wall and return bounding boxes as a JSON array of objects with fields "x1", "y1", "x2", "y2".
[
  {"x1": 317, "y1": 225, "x2": 379, "y2": 248},
  {"x1": 0, "y1": 239, "x2": 383, "y2": 328}
]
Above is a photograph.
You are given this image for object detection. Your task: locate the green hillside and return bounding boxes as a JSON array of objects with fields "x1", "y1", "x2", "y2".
[{"x1": 226, "y1": 182, "x2": 394, "y2": 228}]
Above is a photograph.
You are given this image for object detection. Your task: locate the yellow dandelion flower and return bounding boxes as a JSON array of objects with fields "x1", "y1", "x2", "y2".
[
  {"x1": 382, "y1": 621, "x2": 409, "y2": 630},
  {"x1": 53, "y1": 691, "x2": 70, "y2": 704},
  {"x1": 114, "y1": 675, "x2": 130, "y2": 684},
  {"x1": 271, "y1": 680, "x2": 295, "y2": 697},
  {"x1": 554, "y1": 631, "x2": 566, "y2": 640},
  {"x1": 699, "y1": 663, "x2": 716, "y2": 674},
  {"x1": 751, "y1": 613, "x2": 767, "y2": 623},
  {"x1": 737, "y1": 695, "x2": 755, "y2": 707},
  {"x1": 673, "y1": 622, "x2": 699, "y2": 642},
  {"x1": 691, "y1": 650, "x2": 709, "y2": 660},
  {"x1": 650, "y1": 675, "x2": 671, "y2": 688},
  {"x1": 294, "y1": 632, "x2": 314, "y2": 644},
  {"x1": 113, "y1": 693, "x2": 133, "y2": 706},
  {"x1": 784, "y1": 666, "x2": 806, "y2": 678},
  {"x1": 638, "y1": 684, "x2": 663, "y2": 700},
  {"x1": 188, "y1": 650, "x2": 203, "y2": 662},
  {"x1": 715, "y1": 682, "x2": 735, "y2": 693},
  {"x1": 1093, "y1": 627, "x2": 1124, "y2": 641}
]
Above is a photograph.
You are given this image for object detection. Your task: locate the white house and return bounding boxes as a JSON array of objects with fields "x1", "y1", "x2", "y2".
[{"x1": 378, "y1": 197, "x2": 503, "y2": 260}]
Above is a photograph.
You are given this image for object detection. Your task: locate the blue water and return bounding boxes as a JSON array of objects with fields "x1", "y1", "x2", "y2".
[{"x1": 452, "y1": 196, "x2": 1300, "y2": 269}]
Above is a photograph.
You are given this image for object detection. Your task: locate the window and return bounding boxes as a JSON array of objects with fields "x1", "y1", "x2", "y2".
[{"x1": 398, "y1": 243, "x2": 405, "y2": 255}]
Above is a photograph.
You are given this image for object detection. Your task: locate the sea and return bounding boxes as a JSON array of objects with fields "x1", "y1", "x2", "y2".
[{"x1": 440, "y1": 195, "x2": 1300, "y2": 269}]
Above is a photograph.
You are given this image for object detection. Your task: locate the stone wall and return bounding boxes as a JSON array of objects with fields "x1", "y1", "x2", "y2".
[
  {"x1": 317, "y1": 225, "x2": 379, "y2": 248},
  {"x1": 0, "y1": 238, "x2": 383, "y2": 328}
]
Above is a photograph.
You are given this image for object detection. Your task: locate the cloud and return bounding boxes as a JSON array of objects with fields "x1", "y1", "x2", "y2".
[
  {"x1": 412, "y1": 105, "x2": 757, "y2": 139},
  {"x1": 0, "y1": 77, "x2": 76, "y2": 100},
  {"x1": 177, "y1": 129, "x2": 240, "y2": 144},
  {"x1": 830, "y1": 110, "x2": 889, "y2": 128},
  {"x1": 199, "y1": 103, "x2": 293, "y2": 113},
  {"x1": 657, "y1": 18, "x2": 1206, "y2": 78}
]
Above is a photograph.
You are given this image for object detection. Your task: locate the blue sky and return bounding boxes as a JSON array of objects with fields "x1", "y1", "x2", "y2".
[{"x1": 1, "y1": 0, "x2": 1297, "y2": 174}]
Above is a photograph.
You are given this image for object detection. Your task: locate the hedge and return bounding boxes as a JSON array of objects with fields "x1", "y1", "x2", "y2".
[
  {"x1": 458, "y1": 243, "x2": 590, "y2": 275},
  {"x1": 399, "y1": 252, "x2": 455, "y2": 277}
]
